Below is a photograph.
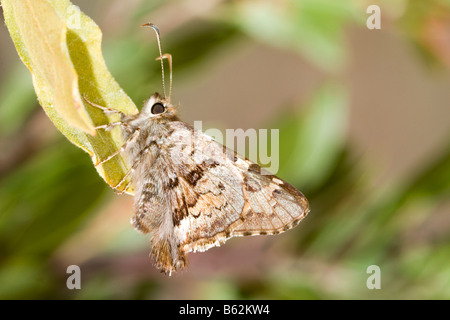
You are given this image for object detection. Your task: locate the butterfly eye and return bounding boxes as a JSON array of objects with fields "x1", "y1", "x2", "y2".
[{"x1": 151, "y1": 103, "x2": 165, "y2": 115}]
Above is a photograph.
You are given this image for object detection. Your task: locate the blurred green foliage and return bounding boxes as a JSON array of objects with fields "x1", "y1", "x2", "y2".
[{"x1": 0, "y1": 0, "x2": 450, "y2": 299}]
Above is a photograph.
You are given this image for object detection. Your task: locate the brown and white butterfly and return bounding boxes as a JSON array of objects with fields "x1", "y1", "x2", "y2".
[{"x1": 89, "y1": 24, "x2": 310, "y2": 275}]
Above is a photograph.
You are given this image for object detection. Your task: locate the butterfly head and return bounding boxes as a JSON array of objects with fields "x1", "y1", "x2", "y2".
[{"x1": 141, "y1": 92, "x2": 178, "y2": 121}]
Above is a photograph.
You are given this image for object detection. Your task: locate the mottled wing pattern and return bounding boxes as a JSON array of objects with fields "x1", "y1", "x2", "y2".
[
  {"x1": 167, "y1": 122, "x2": 310, "y2": 256},
  {"x1": 229, "y1": 164, "x2": 310, "y2": 236},
  {"x1": 130, "y1": 121, "x2": 246, "y2": 273},
  {"x1": 131, "y1": 121, "x2": 309, "y2": 274}
]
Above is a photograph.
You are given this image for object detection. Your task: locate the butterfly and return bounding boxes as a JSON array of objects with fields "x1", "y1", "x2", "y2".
[{"x1": 87, "y1": 24, "x2": 310, "y2": 275}]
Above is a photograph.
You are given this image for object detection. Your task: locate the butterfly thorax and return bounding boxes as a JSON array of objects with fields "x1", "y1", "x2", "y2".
[{"x1": 121, "y1": 93, "x2": 179, "y2": 161}]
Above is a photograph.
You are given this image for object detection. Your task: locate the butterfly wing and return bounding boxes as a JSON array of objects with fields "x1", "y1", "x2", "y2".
[
  {"x1": 167, "y1": 122, "x2": 310, "y2": 256},
  {"x1": 131, "y1": 121, "x2": 309, "y2": 274}
]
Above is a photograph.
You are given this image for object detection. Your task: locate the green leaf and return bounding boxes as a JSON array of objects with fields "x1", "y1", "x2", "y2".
[
  {"x1": 0, "y1": 141, "x2": 106, "y2": 257},
  {"x1": 0, "y1": 64, "x2": 36, "y2": 136},
  {"x1": 2, "y1": 0, "x2": 139, "y2": 193}
]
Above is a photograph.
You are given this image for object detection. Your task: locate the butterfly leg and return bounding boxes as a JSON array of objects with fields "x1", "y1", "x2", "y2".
[
  {"x1": 110, "y1": 143, "x2": 155, "y2": 194},
  {"x1": 82, "y1": 95, "x2": 126, "y2": 116},
  {"x1": 94, "y1": 128, "x2": 140, "y2": 167},
  {"x1": 83, "y1": 95, "x2": 132, "y2": 132},
  {"x1": 83, "y1": 96, "x2": 141, "y2": 191},
  {"x1": 94, "y1": 122, "x2": 129, "y2": 131},
  {"x1": 111, "y1": 168, "x2": 134, "y2": 195}
]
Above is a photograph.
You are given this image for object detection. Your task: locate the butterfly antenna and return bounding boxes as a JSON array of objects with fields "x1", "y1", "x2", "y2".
[
  {"x1": 141, "y1": 23, "x2": 171, "y2": 101},
  {"x1": 157, "y1": 53, "x2": 173, "y2": 103}
]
